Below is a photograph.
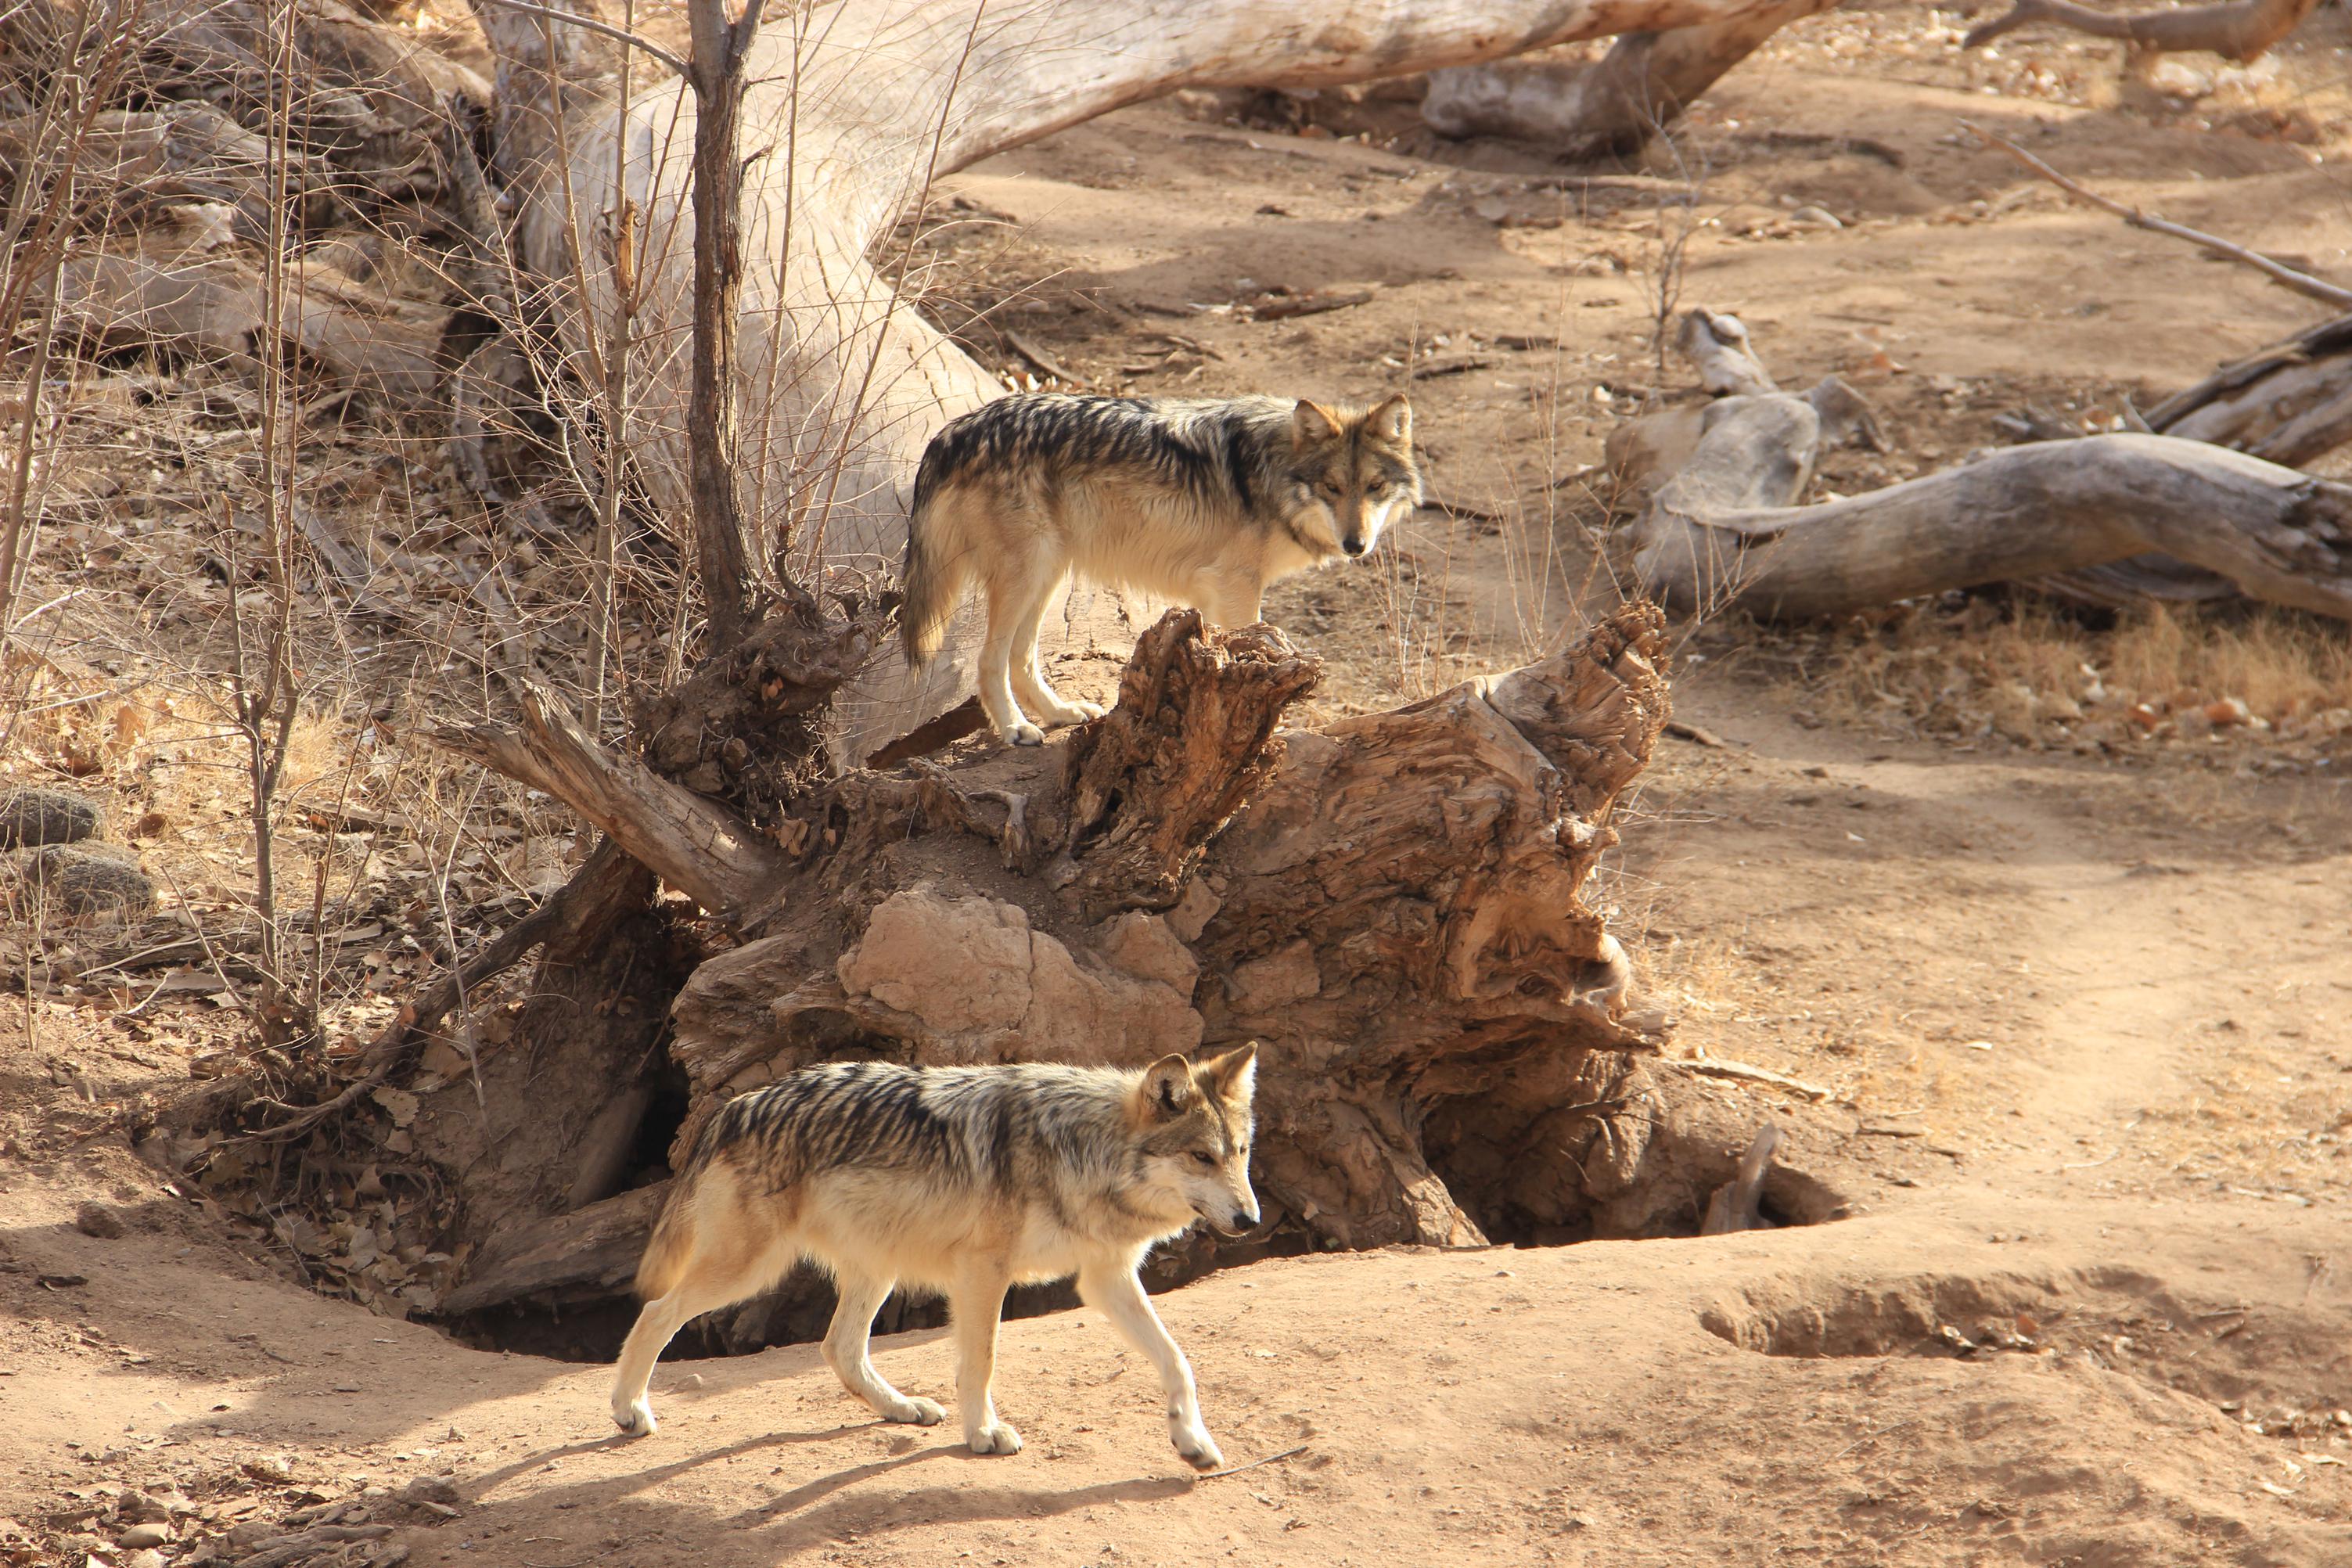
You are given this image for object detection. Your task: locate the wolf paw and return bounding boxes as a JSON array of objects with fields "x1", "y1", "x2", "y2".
[
  {"x1": 613, "y1": 1399, "x2": 658, "y2": 1437},
  {"x1": 1171, "y1": 1421, "x2": 1224, "y2": 1472},
  {"x1": 1002, "y1": 722, "x2": 1045, "y2": 747},
  {"x1": 1035, "y1": 699, "x2": 1103, "y2": 726},
  {"x1": 967, "y1": 1421, "x2": 1024, "y2": 1455},
  {"x1": 883, "y1": 1395, "x2": 948, "y2": 1426}
]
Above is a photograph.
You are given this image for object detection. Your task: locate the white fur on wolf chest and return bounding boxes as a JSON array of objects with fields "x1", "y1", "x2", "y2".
[{"x1": 835, "y1": 888, "x2": 1201, "y2": 1062}]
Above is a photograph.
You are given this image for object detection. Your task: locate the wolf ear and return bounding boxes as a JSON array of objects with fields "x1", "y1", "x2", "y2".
[
  {"x1": 1369, "y1": 394, "x2": 1412, "y2": 445},
  {"x1": 1139, "y1": 1055, "x2": 1195, "y2": 1120},
  {"x1": 1199, "y1": 1042, "x2": 1259, "y2": 1106},
  {"x1": 1293, "y1": 400, "x2": 1340, "y2": 445}
]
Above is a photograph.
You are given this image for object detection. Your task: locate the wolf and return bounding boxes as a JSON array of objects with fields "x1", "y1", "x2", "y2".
[
  {"x1": 899, "y1": 392, "x2": 1421, "y2": 745},
  {"x1": 608, "y1": 1046, "x2": 1261, "y2": 1471}
]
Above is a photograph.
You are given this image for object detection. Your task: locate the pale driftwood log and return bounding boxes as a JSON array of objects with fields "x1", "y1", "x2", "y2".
[
  {"x1": 1963, "y1": 0, "x2": 2319, "y2": 62},
  {"x1": 1422, "y1": 0, "x2": 1832, "y2": 160},
  {"x1": 0, "y1": 106, "x2": 320, "y2": 241},
  {"x1": 50, "y1": 249, "x2": 446, "y2": 401},
  {"x1": 472, "y1": 0, "x2": 1800, "y2": 758},
  {"x1": 2149, "y1": 312, "x2": 2352, "y2": 468},
  {"x1": 1623, "y1": 310, "x2": 2352, "y2": 622}
]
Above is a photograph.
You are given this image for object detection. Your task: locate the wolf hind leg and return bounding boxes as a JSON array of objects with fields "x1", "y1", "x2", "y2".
[
  {"x1": 947, "y1": 1263, "x2": 1022, "y2": 1455},
  {"x1": 610, "y1": 1203, "x2": 796, "y2": 1437},
  {"x1": 979, "y1": 546, "x2": 1059, "y2": 746},
  {"x1": 1079, "y1": 1261, "x2": 1223, "y2": 1471},
  {"x1": 1008, "y1": 569, "x2": 1101, "y2": 728},
  {"x1": 822, "y1": 1272, "x2": 944, "y2": 1426}
]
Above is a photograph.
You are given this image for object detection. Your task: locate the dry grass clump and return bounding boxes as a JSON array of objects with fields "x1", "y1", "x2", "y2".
[{"x1": 1742, "y1": 598, "x2": 2352, "y2": 759}]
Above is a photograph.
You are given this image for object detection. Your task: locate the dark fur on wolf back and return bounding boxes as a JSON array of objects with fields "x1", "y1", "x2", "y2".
[
  {"x1": 899, "y1": 394, "x2": 1419, "y2": 667},
  {"x1": 692, "y1": 1059, "x2": 1243, "y2": 1197}
]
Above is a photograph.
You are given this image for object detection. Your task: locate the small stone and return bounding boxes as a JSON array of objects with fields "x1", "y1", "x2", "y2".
[
  {"x1": 0, "y1": 787, "x2": 103, "y2": 847},
  {"x1": 1788, "y1": 205, "x2": 1844, "y2": 229},
  {"x1": 123, "y1": 1552, "x2": 167, "y2": 1568},
  {"x1": 74, "y1": 1203, "x2": 125, "y2": 1240},
  {"x1": 117, "y1": 1522, "x2": 171, "y2": 1548},
  {"x1": 2204, "y1": 697, "x2": 2251, "y2": 727},
  {"x1": 243, "y1": 1454, "x2": 295, "y2": 1483}
]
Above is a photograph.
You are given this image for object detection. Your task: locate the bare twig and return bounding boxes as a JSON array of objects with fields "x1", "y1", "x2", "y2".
[
  {"x1": 471, "y1": 0, "x2": 688, "y2": 74},
  {"x1": 1963, "y1": 120, "x2": 2352, "y2": 310}
]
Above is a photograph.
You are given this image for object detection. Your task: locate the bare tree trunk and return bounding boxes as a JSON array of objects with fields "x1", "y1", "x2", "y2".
[
  {"x1": 1964, "y1": 0, "x2": 2319, "y2": 62},
  {"x1": 1422, "y1": 0, "x2": 1832, "y2": 159},
  {"x1": 1620, "y1": 311, "x2": 2352, "y2": 623},
  {"x1": 682, "y1": 0, "x2": 764, "y2": 653}
]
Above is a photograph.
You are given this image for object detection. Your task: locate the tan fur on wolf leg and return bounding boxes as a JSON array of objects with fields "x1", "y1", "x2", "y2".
[
  {"x1": 948, "y1": 1264, "x2": 1022, "y2": 1454},
  {"x1": 1008, "y1": 574, "x2": 1101, "y2": 728},
  {"x1": 978, "y1": 556, "x2": 1049, "y2": 746},
  {"x1": 822, "y1": 1272, "x2": 945, "y2": 1426},
  {"x1": 1079, "y1": 1262, "x2": 1223, "y2": 1470},
  {"x1": 610, "y1": 1271, "x2": 758, "y2": 1436}
]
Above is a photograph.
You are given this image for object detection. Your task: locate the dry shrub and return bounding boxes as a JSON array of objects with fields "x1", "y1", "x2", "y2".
[{"x1": 1755, "y1": 597, "x2": 2352, "y2": 753}]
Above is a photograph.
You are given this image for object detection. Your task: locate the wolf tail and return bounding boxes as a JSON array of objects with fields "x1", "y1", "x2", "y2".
[{"x1": 899, "y1": 451, "x2": 966, "y2": 668}]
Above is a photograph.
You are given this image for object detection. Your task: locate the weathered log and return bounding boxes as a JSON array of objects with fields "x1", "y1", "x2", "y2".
[
  {"x1": 2149, "y1": 311, "x2": 2352, "y2": 468},
  {"x1": 441, "y1": 1181, "x2": 669, "y2": 1314},
  {"x1": 1963, "y1": 0, "x2": 2319, "y2": 63},
  {"x1": 1422, "y1": 0, "x2": 1832, "y2": 160},
  {"x1": 429, "y1": 602, "x2": 1670, "y2": 1317},
  {"x1": 1620, "y1": 311, "x2": 2352, "y2": 622},
  {"x1": 49, "y1": 248, "x2": 447, "y2": 401},
  {"x1": 426, "y1": 679, "x2": 785, "y2": 921}
]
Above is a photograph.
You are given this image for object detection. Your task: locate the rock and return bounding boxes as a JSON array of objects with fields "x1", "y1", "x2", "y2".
[
  {"x1": 838, "y1": 889, "x2": 1033, "y2": 1034},
  {"x1": 1228, "y1": 939, "x2": 1321, "y2": 1009},
  {"x1": 241, "y1": 1454, "x2": 295, "y2": 1483},
  {"x1": 122, "y1": 1551, "x2": 167, "y2": 1568},
  {"x1": 1788, "y1": 204, "x2": 1843, "y2": 229},
  {"x1": 1096, "y1": 912, "x2": 1199, "y2": 994},
  {"x1": 834, "y1": 889, "x2": 1202, "y2": 1063},
  {"x1": 2204, "y1": 696, "x2": 2251, "y2": 727},
  {"x1": 399, "y1": 1476, "x2": 461, "y2": 1508},
  {"x1": 117, "y1": 1522, "x2": 171, "y2": 1548},
  {"x1": 74, "y1": 1202, "x2": 126, "y2": 1239},
  {"x1": 0, "y1": 787, "x2": 103, "y2": 847},
  {"x1": 4, "y1": 843, "x2": 156, "y2": 922},
  {"x1": 113, "y1": 1488, "x2": 167, "y2": 1523}
]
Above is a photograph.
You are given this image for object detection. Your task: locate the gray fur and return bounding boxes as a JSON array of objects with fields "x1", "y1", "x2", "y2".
[{"x1": 899, "y1": 393, "x2": 1420, "y2": 743}]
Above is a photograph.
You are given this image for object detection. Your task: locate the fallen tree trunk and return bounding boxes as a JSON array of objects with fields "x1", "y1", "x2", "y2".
[
  {"x1": 1622, "y1": 310, "x2": 2352, "y2": 622},
  {"x1": 1963, "y1": 0, "x2": 2320, "y2": 62},
  {"x1": 429, "y1": 606, "x2": 1670, "y2": 1322},
  {"x1": 1422, "y1": 0, "x2": 1833, "y2": 160},
  {"x1": 2149, "y1": 311, "x2": 2352, "y2": 469}
]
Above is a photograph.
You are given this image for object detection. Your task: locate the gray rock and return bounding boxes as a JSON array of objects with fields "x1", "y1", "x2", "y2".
[
  {"x1": 0, "y1": 787, "x2": 102, "y2": 847},
  {"x1": 5, "y1": 842, "x2": 156, "y2": 922}
]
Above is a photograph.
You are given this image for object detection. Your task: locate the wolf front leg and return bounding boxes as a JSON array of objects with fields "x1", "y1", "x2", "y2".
[
  {"x1": 1078, "y1": 1261, "x2": 1225, "y2": 1471},
  {"x1": 823, "y1": 1271, "x2": 947, "y2": 1426},
  {"x1": 948, "y1": 1263, "x2": 1023, "y2": 1454}
]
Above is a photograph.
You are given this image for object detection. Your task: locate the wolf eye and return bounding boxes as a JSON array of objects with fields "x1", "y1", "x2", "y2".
[
  {"x1": 1191, "y1": 1150, "x2": 1218, "y2": 1168},
  {"x1": 1318, "y1": 477, "x2": 1343, "y2": 497}
]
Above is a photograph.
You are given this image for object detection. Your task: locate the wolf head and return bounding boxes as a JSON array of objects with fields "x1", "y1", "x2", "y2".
[
  {"x1": 1288, "y1": 394, "x2": 1421, "y2": 561},
  {"x1": 1131, "y1": 1044, "x2": 1261, "y2": 1236}
]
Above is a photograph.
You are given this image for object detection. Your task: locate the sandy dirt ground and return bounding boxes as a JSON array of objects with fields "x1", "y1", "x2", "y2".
[{"x1": 7, "y1": 2, "x2": 2352, "y2": 1564}]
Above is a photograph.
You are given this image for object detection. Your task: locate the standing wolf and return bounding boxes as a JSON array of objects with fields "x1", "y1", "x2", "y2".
[
  {"x1": 609, "y1": 1047, "x2": 1261, "y2": 1470},
  {"x1": 900, "y1": 393, "x2": 1421, "y2": 744}
]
